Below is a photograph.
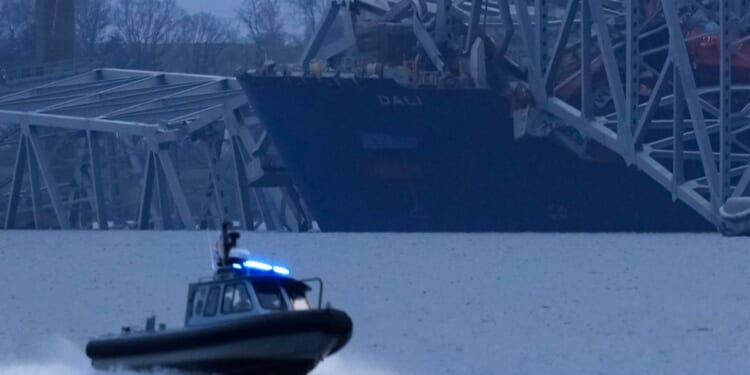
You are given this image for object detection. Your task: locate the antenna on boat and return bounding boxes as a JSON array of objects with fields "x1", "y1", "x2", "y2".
[{"x1": 206, "y1": 227, "x2": 216, "y2": 271}]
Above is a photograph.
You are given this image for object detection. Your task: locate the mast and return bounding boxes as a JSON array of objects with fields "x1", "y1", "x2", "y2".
[{"x1": 219, "y1": 222, "x2": 240, "y2": 267}]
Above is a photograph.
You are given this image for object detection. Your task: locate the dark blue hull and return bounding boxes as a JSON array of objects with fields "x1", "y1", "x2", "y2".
[
  {"x1": 87, "y1": 309, "x2": 352, "y2": 375},
  {"x1": 238, "y1": 74, "x2": 710, "y2": 232}
]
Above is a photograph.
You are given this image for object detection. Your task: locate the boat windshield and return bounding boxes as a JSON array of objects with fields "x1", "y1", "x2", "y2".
[
  {"x1": 284, "y1": 285, "x2": 311, "y2": 310},
  {"x1": 251, "y1": 280, "x2": 288, "y2": 311},
  {"x1": 222, "y1": 283, "x2": 253, "y2": 314},
  {"x1": 289, "y1": 294, "x2": 310, "y2": 310}
]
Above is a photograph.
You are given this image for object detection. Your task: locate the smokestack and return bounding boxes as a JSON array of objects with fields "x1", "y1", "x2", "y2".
[{"x1": 35, "y1": 0, "x2": 75, "y2": 63}]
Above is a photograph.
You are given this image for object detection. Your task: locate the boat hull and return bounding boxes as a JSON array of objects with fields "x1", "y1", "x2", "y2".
[
  {"x1": 238, "y1": 74, "x2": 711, "y2": 232},
  {"x1": 86, "y1": 309, "x2": 352, "y2": 375}
]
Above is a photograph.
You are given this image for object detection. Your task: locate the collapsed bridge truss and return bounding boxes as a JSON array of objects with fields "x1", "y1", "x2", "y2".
[
  {"x1": 5, "y1": 1, "x2": 750, "y2": 235},
  {"x1": 0, "y1": 69, "x2": 311, "y2": 231},
  {"x1": 505, "y1": 0, "x2": 750, "y2": 234}
]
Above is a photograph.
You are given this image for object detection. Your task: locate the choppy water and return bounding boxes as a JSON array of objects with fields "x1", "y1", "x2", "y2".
[{"x1": 0, "y1": 231, "x2": 748, "y2": 374}]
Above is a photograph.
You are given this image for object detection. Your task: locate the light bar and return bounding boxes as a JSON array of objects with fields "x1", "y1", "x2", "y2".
[
  {"x1": 243, "y1": 260, "x2": 273, "y2": 271},
  {"x1": 232, "y1": 259, "x2": 291, "y2": 275}
]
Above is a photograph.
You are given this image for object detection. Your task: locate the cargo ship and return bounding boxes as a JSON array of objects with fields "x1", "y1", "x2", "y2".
[
  {"x1": 237, "y1": 1, "x2": 716, "y2": 232},
  {"x1": 238, "y1": 73, "x2": 708, "y2": 232}
]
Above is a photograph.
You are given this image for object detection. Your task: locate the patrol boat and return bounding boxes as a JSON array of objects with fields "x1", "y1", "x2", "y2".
[{"x1": 86, "y1": 224, "x2": 353, "y2": 374}]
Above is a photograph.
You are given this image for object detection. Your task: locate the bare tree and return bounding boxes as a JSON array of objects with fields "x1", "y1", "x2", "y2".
[
  {"x1": 76, "y1": 0, "x2": 112, "y2": 56},
  {"x1": 0, "y1": 0, "x2": 34, "y2": 61},
  {"x1": 286, "y1": 0, "x2": 327, "y2": 40},
  {"x1": 176, "y1": 12, "x2": 238, "y2": 74},
  {"x1": 113, "y1": 0, "x2": 185, "y2": 69},
  {"x1": 0, "y1": 0, "x2": 33, "y2": 41},
  {"x1": 237, "y1": 0, "x2": 286, "y2": 64}
]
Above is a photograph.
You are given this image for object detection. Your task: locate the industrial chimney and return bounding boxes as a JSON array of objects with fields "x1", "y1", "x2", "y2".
[{"x1": 35, "y1": 0, "x2": 75, "y2": 63}]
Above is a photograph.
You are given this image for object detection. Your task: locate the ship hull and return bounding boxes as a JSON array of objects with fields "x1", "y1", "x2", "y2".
[{"x1": 238, "y1": 74, "x2": 710, "y2": 232}]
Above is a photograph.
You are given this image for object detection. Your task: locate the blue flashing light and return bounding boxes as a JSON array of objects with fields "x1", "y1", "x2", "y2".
[
  {"x1": 243, "y1": 260, "x2": 273, "y2": 271},
  {"x1": 231, "y1": 259, "x2": 291, "y2": 275},
  {"x1": 272, "y1": 266, "x2": 290, "y2": 275}
]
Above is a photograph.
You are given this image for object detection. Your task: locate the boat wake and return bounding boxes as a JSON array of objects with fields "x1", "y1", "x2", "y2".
[
  {"x1": 312, "y1": 355, "x2": 398, "y2": 375},
  {"x1": 0, "y1": 337, "x2": 183, "y2": 375},
  {"x1": 0, "y1": 336, "x2": 397, "y2": 375}
]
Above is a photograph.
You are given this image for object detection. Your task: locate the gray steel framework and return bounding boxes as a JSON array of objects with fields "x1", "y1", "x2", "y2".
[
  {"x1": 303, "y1": 0, "x2": 750, "y2": 234},
  {"x1": 11, "y1": 1, "x2": 747, "y2": 234},
  {"x1": 0, "y1": 69, "x2": 311, "y2": 230},
  {"x1": 505, "y1": 0, "x2": 750, "y2": 235}
]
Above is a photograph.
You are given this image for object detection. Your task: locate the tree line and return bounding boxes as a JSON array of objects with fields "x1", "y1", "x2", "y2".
[{"x1": 0, "y1": 0, "x2": 329, "y2": 75}]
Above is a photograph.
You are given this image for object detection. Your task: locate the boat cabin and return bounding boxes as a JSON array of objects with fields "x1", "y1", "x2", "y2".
[{"x1": 185, "y1": 261, "x2": 319, "y2": 327}]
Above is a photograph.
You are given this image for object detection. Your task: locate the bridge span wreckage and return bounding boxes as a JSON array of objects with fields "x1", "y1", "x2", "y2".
[
  {"x1": 0, "y1": 69, "x2": 311, "y2": 231},
  {"x1": 3, "y1": 0, "x2": 750, "y2": 235},
  {"x1": 504, "y1": 0, "x2": 750, "y2": 236}
]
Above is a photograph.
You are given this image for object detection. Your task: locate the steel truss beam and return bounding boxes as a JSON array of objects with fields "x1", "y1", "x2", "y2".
[
  {"x1": 303, "y1": 0, "x2": 464, "y2": 74},
  {"x1": 87, "y1": 130, "x2": 108, "y2": 230},
  {"x1": 4, "y1": 125, "x2": 69, "y2": 229},
  {"x1": 300, "y1": 1, "x2": 343, "y2": 68},
  {"x1": 222, "y1": 108, "x2": 311, "y2": 232},
  {"x1": 0, "y1": 69, "x2": 313, "y2": 231},
  {"x1": 512, "y1": 0, "x2": 750, "y2": 235},
  {"x1": 137, "y1": 143, "x2": 194, "y2": 230},
  {"x1": 224, "y1": 107, "x2": 258, "y2": 230}
]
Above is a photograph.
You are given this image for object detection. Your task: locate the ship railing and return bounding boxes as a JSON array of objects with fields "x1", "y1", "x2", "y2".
[
  {"x1": 269, "y1": 61, "x2": 447, "y2": 89},
  {"x1": 419, "y1": 71, "x2": 441, "y2": 86}
]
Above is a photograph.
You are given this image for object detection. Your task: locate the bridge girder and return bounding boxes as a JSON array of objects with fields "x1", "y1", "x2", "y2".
[
  {"x1": 509, "y1": 0, "x2": 750, "y2": 235},
  {"x1": 0, "y1": 69, "x2": 312, "y2": 231}
]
